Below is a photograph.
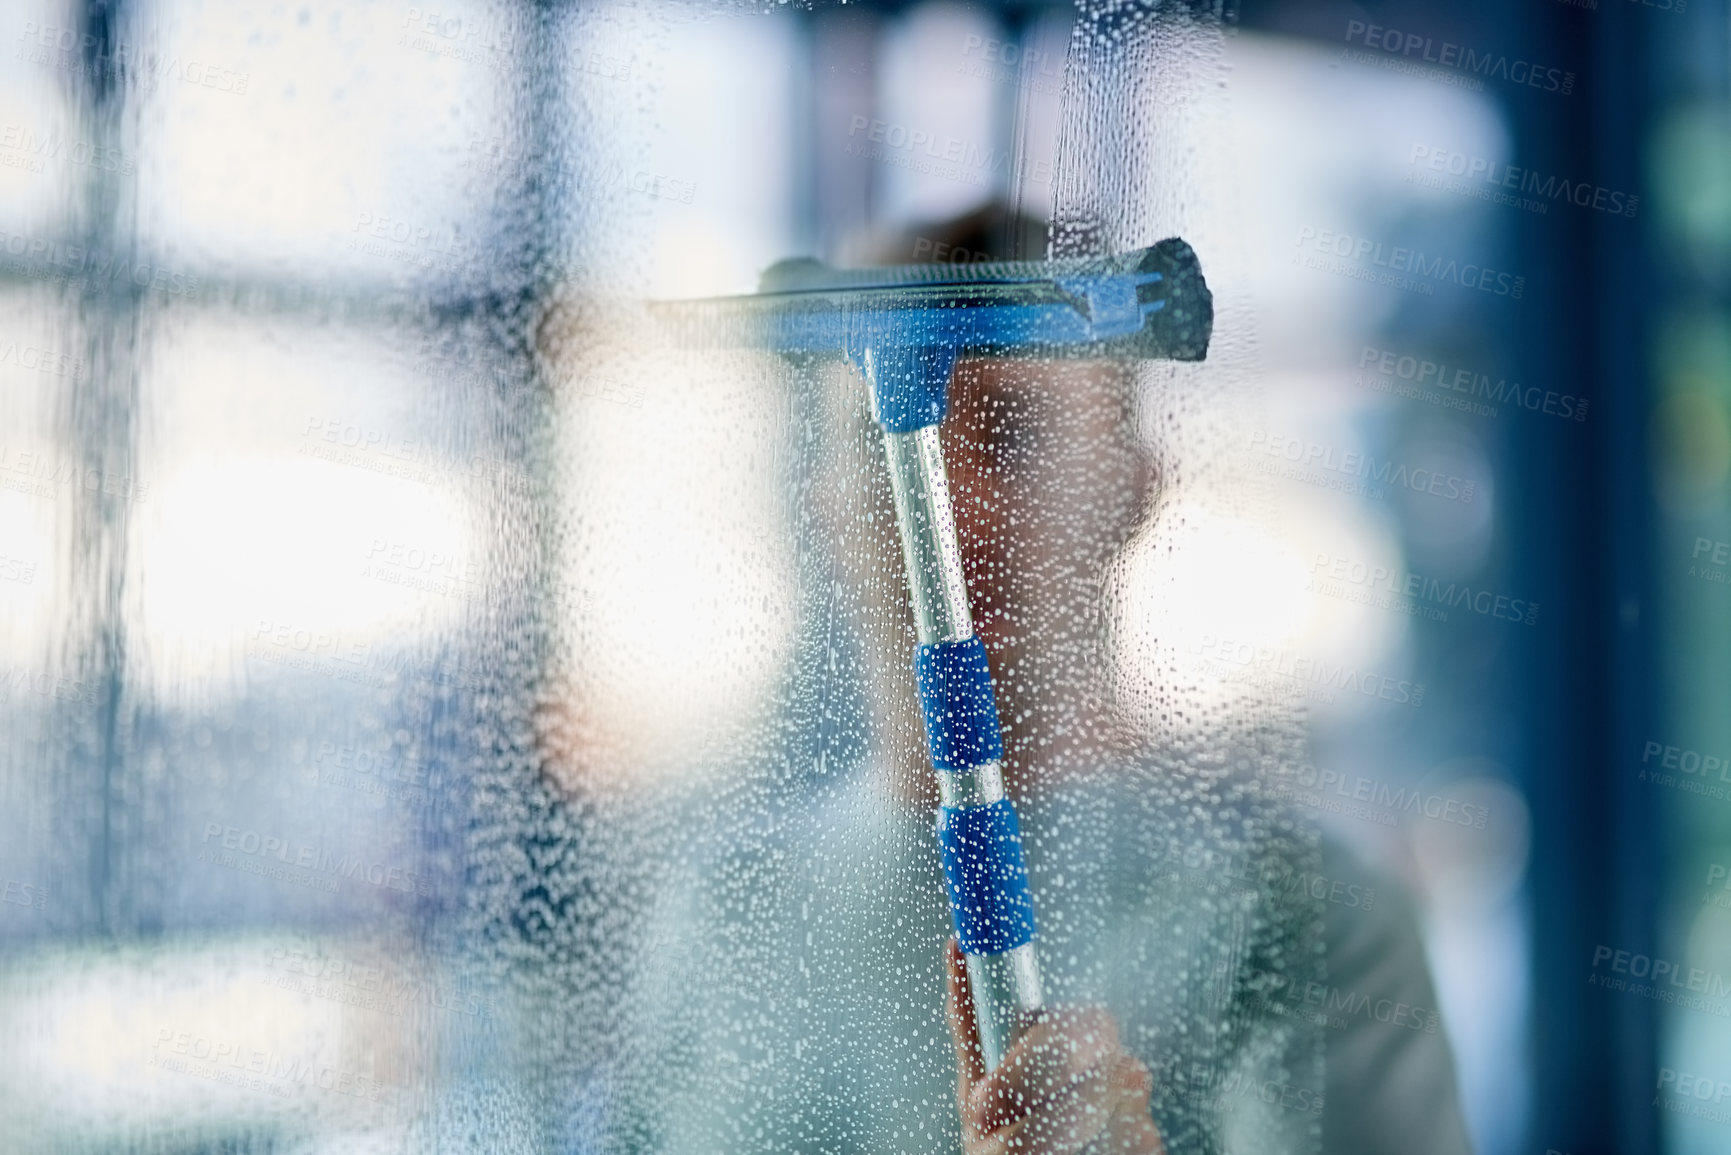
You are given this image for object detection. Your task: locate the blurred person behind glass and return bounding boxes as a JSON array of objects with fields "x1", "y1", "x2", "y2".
[{"x1": 536, "y1": 204, "x2": 1474, "y2": 1155}]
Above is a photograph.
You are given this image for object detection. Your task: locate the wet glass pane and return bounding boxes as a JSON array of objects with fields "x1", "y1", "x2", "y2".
[{"x1": 3, "y1": 0, "x2": 1648, "y2": 1153}]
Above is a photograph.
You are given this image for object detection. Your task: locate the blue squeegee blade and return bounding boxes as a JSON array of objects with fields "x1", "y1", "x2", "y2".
[{"x1": 650, "y1": 236, "x2": 1212, "y2": 364}]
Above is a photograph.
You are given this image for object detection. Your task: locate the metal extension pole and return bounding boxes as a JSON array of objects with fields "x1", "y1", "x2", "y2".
[{"x1": 881, "y1": 422, "x2": 1045, "y2": 1071}]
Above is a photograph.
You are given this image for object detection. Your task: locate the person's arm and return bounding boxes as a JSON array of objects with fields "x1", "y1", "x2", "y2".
[
  {"x1": 1317, "y1": 840, "x2": 1475, "y2": 1155},
  {"x1": 945, "y1": 939, "x2": 1167, "y2": 1155}
]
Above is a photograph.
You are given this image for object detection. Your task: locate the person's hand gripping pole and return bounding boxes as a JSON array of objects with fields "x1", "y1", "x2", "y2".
[{"x1": 947, "y1": 941, "x2": 1166, "y2": 1155}]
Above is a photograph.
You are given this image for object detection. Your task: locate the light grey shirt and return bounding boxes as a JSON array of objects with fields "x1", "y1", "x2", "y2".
[{"x1": 597, "y1": 764, "x2": 1472, "y2": 1155}]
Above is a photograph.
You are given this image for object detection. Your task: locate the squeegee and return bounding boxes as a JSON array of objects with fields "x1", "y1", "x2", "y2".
[{"x1": 654, "y1": 238, "x2": 1213, "y2": 1070}]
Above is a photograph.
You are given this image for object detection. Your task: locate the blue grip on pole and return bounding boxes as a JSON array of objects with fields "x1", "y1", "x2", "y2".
[
  {"x1": 937, "y1": 798, "x2": 1037, "y2": 955},
  {"x1": 914, "y1": 637, "x2": 1004, "y2": 771}
]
